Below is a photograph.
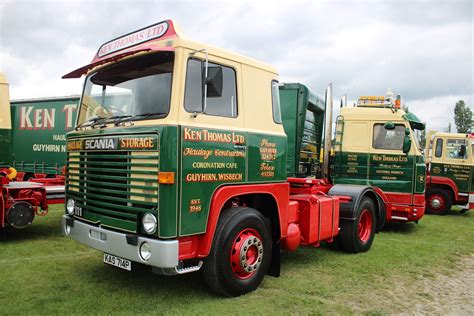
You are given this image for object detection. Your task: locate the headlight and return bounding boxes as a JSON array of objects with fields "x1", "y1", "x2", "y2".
[
  {"x1": 142, "y1": 213, "x2": 157, "y2": 234},
  {"x1": 66, "y1": 198, "x2": 75, "y2": 215},
  {"x1": 139, "y1": 242, "x2": 152, "y2": 261}
]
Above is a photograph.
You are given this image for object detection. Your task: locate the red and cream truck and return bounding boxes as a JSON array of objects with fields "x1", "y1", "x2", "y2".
[
  {"x1": 61, "y1": 20, "x2": 425, "y2": 296},
  {"x1": 425, "y1": 131, "x2": 473, "y2": 214}
]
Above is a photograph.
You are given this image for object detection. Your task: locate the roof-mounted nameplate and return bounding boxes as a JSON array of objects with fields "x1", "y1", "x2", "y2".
[
  {"x1": 63, "y1": 19, "x2": 179, "y2": 79},
  {"x1": 97, "y1": 21, "x2": 169, "y2": 58}
]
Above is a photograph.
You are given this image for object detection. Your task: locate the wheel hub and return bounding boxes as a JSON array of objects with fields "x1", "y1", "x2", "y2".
[
  {"x1": 429, "y1": 194, "x2": 445, "y2": 211},
  {"x1": 230, "y1": 229, "x2": 264, "y2": 279},
  {"x1": 358, "y1": 209, "x2": 373, "y2": 243},
  {"x1": 239, "y1": 236, "x2": 263, "y2": 273},
  {"x1": 430, "y1": 198, "x2": 441, "y2": 208}
]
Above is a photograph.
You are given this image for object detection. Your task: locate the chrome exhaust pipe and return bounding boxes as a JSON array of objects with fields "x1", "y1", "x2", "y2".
[{"x1": 323, "y1": 84, "x2": 333, "y2": 179}]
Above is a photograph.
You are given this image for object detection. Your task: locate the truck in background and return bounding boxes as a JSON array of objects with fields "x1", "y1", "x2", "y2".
[
  {"x1": 425, "y1": 132, "x2": 473, "y2": 214},
  {"x1": 0, "y1": 96, "x2": 79, "y2": 181},
  {"x1": 1, "y1": 72, "x2": 50, "y2": 235},
  {"x1": 331, "y1": 94, "x2": 426, "y2": 223}
]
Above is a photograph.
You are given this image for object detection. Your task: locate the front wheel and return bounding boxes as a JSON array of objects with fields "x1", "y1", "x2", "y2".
[
  {"x1": 339, "y1": 197, "x2": 376, "y2": 253},
  {"x1": 202, "y1": 207, "x2": 272, "y2": 297},
  {"x1": 426, "y1": 188, "x2": 452, "y2": 215}
]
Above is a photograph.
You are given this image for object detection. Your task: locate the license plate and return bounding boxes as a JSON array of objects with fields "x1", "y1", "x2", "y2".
[{"x1": 103, "y1": 253, "x2": 131, "y2": 271}]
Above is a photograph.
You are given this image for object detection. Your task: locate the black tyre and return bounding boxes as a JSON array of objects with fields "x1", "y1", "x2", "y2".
[
  {"x1": 23, "y1": 173, "x2": 34, "y2": 181},
  {"x1": 426, "y1": 188, "x2": 452, "y2": 215},
  {"x1": 339, "y1": 197, "x2": 376, "y2": 253},
  {"x1": 203, "y1": 207, "x2": 272, "y2": 297}
]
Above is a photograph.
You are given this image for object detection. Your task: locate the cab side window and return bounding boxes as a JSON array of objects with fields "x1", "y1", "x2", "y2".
[
  {"x1": 184, "y1": 58, "x2": 237, "y2": 118},
  {"x1": 434, "y1": 138, "x2": 443, "y2": 158},
  {"x1": 446, "y1": 138, "x2": 468, "y2": 159},
  {"x1": 373, "y1": 124, "x2": 405, "y2": 150}
]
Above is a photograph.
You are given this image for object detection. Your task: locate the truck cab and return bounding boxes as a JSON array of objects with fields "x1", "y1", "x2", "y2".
[
  {"x1": 425, "y1": 132, "x2": 473, "y2": 214},
  {"x1": 332, "y1": 94, "x2": 426, "y2": 223}
]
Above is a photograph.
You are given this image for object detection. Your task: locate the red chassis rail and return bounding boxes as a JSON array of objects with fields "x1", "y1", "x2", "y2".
[{"x1": 177, "y1": 179, "x2": 343, "y2": 261}]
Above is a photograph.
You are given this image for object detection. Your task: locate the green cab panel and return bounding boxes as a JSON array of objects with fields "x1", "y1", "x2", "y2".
[
  {"x1": 179, "y1": 126, "x2": 286, "y2": 236},
  {"x1": 430, "y1": 162, "x2": 472, "y2": 193},
  {"x1": 333, "y1": 152, "x2": 421, "y2": 195},
  {"x1": 66, "y1": 124, "x2": 287, "y2": 238}
]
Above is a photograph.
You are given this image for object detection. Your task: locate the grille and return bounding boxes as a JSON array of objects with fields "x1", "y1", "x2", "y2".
[{"x1": 66, "y1": 147, "x2": 159, "y2": 233}]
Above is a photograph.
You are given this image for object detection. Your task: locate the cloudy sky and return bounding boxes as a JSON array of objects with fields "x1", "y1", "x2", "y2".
[{"x1": 0, "y1": 0, "x2": 472, "y2": 131}]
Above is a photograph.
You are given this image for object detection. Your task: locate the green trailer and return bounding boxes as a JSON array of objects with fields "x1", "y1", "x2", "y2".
[{"x1": 0, "y1": 96, "x2": 79, "y2": 180}]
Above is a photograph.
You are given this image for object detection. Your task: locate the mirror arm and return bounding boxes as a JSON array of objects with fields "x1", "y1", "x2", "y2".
[
  {"x1": 189, "y1": 48, "x2": 209, "y2": 116},
  {"x1": 203, "y1": 50, "x2": 208, "y2": 114}
]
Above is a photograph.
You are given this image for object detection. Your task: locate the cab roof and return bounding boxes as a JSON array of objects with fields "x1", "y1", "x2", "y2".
[
  {"x1": 63, "y1": 19, "x2": 277, "y2": 79},
  {"x1": 430, "y1": 132, "x2": 472, "y2": 139},
  {"x1": 341, "y1": 106, "x2": 408, "y2": 121},
  {"x1": 341, "y1": 106, "x2": 425, "y2": 130}
]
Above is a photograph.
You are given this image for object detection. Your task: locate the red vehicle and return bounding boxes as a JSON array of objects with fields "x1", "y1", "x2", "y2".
[
  {"x1": 0, "y1": 168, "x2": 48, "y2": 237},
  {"x1": 0, "y1": 72, "x2": 58, "y2": 238}
]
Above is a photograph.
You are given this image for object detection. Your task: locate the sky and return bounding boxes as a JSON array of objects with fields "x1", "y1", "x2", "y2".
[{"x1": 0, "y1": 0, "x2": 472, "y2": 132}]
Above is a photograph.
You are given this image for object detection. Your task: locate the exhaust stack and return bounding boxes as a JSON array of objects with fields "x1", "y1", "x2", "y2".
[{"x1": 322, "y1": 84, "x2": 333, "y2": 179}]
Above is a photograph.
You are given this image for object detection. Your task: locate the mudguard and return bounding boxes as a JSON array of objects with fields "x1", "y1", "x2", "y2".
[{"x1": 328, "y1": 184, "x2": 385, "y2": 232}]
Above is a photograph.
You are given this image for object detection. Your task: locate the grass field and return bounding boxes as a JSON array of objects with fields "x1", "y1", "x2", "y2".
[{"x1": 1, "y1": 205, "x2": 473, "y2": 315}]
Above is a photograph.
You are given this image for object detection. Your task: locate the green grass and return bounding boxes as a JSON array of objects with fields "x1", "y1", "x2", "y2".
[{"x1": 1, "y1": 205, "x2": 473, "y2": 315}]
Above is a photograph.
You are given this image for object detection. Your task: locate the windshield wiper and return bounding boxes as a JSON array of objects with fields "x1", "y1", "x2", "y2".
[
  {"x1": 114, "y1": 112, "x2": 166, "y2": 126},
  {"x1": 90, "y1": 115, "x2": 132, "y2": 128},
  {"x1": 76, "y1": 116, "x2": 105, "y2": 129}
]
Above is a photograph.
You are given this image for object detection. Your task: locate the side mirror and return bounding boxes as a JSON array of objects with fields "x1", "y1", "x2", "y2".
[
  {"x1": 384, "y1": 122, "x2": 395, "y2": 130},
  {"x1": 403, "y1": 128, "x2": 411, "y2": 154},
  {"x1": 205, "y1": 66, "x2": 223, "y2": 98},
  {"x1": 459, "y1": 144, "x2": 466, "y2": 158}
]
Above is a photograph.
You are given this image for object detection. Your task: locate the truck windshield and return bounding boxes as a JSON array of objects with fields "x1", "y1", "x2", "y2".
[{"x1": 77, "y1": 51, "x2": 174, "y2": 126}]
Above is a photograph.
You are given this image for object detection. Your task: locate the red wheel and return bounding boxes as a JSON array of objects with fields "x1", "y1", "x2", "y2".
[
  {"x1": 428, "y1": 194, "x2": 445, "y2": 211},
  {"x1": 230, "y1": 228, "x2": 264, "y2": 279},
  {"x1": 339, "y1": 197, "x2": 376, "y2": 253},
  {"x1": 426, "y1": 188, "x2": 451, "y2": 215},
  {"x1": 358, "y1": 209, "x2": 373, "y2": 243},
  {"x1": 203, "y1": 207, "x2": 272, "y2": 297}
]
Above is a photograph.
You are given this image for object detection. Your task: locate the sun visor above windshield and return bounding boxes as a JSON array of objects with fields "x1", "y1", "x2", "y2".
[
  {"x1": 403, "y1": 112, "x2": 425, "y2": 130},
  {"x1": 63, "y1": 19, "x2": 180, "y2": 79}
]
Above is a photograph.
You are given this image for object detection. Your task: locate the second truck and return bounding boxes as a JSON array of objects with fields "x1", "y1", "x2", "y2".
[
  {"x1": 425, "y1": 131, "x2": 473, "y2": 214},
  {"x1": 61, "y1": 20, "x2": 426, "y2": 296}
]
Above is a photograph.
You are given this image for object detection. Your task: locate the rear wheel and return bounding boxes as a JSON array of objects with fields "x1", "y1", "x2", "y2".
[
  {"x1": 426, "y1": 188, "x2": 452, "y2": 215},
  {"x1": 339, "y1": 197, "x2": 376, "y2": 253},
  {"x1": 203, "y1": 207, "x2": 272, "y2": 297}
]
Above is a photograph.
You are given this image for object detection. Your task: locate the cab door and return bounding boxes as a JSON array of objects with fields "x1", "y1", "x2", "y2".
[
  {"x1": 437, "y1": 137, "x2": 471, "y2": 194},
  {"x1": 178, "y1": 52, "x2": 245, "y2": 236},
  {"x1": 368, "y1": 122, "x2": 415, "y2": 205}
]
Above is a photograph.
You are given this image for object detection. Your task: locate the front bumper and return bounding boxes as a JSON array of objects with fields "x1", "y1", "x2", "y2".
[{"x1": 62, "y1": 215, "x2": 178, "y2": 268}]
